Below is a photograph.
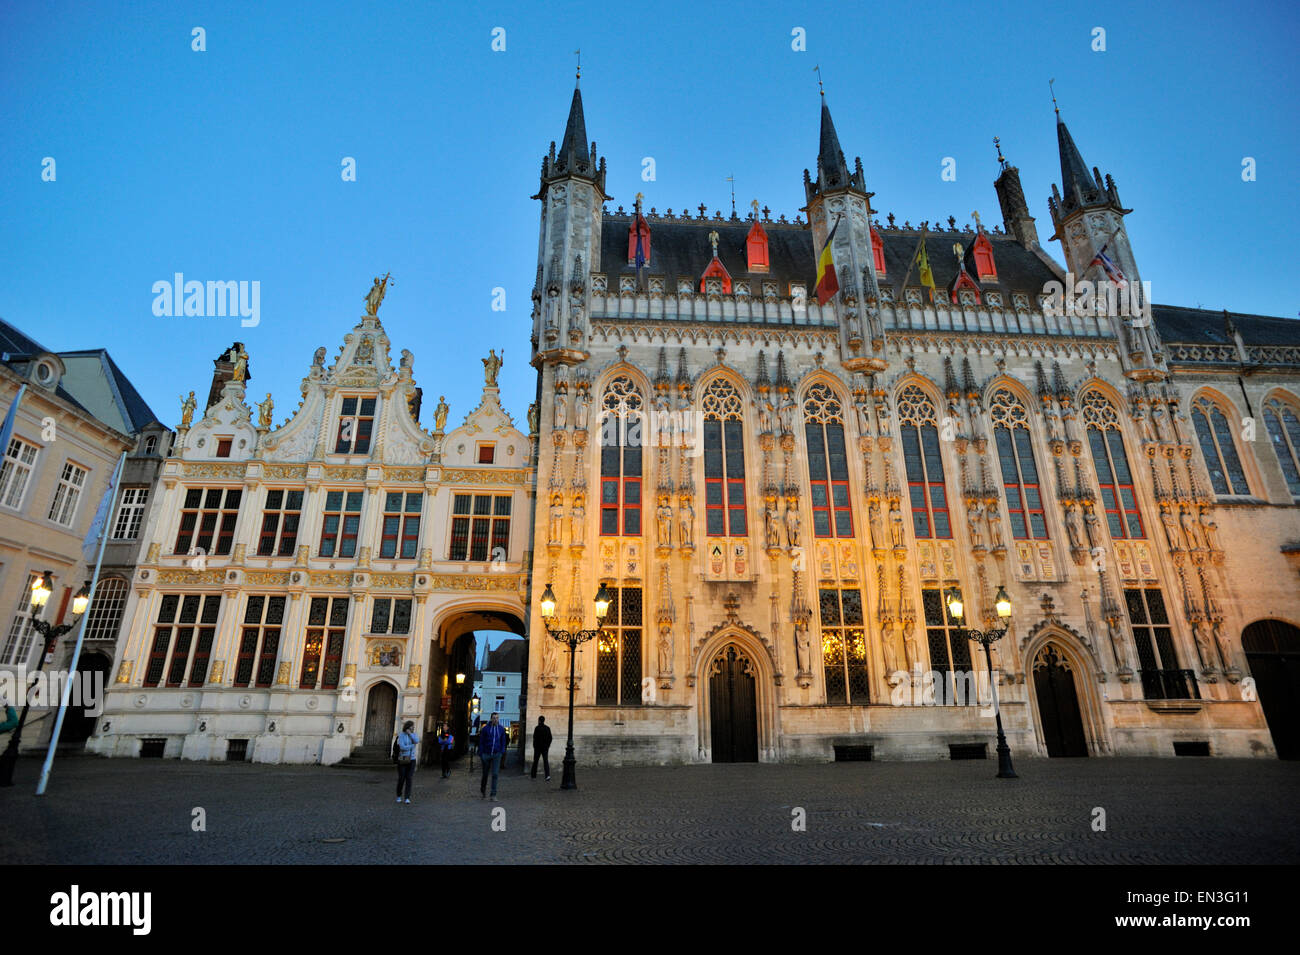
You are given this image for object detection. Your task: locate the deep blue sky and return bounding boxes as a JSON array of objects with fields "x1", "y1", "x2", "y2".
[{"x1": 2, "y1": 0, "x2": 1296, "y2": 430}]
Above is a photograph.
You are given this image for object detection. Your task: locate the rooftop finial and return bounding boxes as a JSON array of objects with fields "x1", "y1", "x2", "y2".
[
  {"x1": 994, "y1": 135, "x2": 1007, "y2": 170},
  {"x1": 1049, "y1": 77, "x2": 1059, "y2": 116},
  {"x1": 814, "y1": 64, "x2": 824, "y2": 97},
  {"x1": 574, "y1": 48, "x2": 581, "y2": 85},
  {"x1": 726, "y1": 174, "x2": 736, "y2": 217}
]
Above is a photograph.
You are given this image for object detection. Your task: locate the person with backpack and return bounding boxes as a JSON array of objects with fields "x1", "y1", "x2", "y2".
[
  {"x1": 437, "y1": 724, "x2": 454, "y2": 778},
  {"x1": 392, "y1": 721, "x2": 419, "y2": 804}
]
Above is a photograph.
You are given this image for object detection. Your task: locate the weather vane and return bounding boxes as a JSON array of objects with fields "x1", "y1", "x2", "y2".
[
  {"x1": 814, "y1": 64, "x2": 824, "y2": 96},
  {"x1": 725, "y1": 174, "x2": 736, "y2": 217},
  {"x1": 574, "y1": 48, "x2": 581, "y2": 82},
  {"x1": 1049, "y1": 77, "x2": 1059, "y2": 114}
]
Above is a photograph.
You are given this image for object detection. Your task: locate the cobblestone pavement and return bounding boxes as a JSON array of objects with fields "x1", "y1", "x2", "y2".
[{"x1": 2, "y1": 754, "x2": 1297, "y2": 864}]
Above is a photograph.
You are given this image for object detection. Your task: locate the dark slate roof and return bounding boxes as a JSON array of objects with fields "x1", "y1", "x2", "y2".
[
  {"x1": 1152, "y1": 305, "x2": 1300, "y2": 346},
  {"x1": 600, "y1": 215, "x2": 817, "y2": 293},
  {"x1": 0, "y1": 318, "x2": 160, "y2": 434},
  {"x1": 0, "y1": 317, "x2": 92, "y2": 413},
  {"x1": 59, "y1": 348, "x2": 162, "y2": 432},
  {"x1": 486, "y1": 639, "x2": 526, "y2": 673},
  {"x1": 599, "y1": 215, "x2": 1062, "y2": 301},
  {"x1": 558, "y1": 85, "x2": 589, "y2": 171},
  {"x1": 1056, "y1": 116, "x2": 1094, "y2": 202}
]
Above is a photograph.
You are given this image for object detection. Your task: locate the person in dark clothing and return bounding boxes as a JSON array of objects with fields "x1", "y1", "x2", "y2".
[
  {"x1": 531, "y1": 715, "x2": 553, "y2": 780},
  {"x1": 437, "y1": 724, "x2": 454, "y2": 778},
  {"x1": 477, "y1": 712, "x2": 507, "y2": 799}
]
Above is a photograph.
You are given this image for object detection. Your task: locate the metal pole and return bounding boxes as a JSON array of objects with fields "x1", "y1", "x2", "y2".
[
  {"x1": 983, "y1": 637, "x2": 1017, "y2": 779},
  {"x1": 37, "y1": 451, "x2": 127, "y2": 795},
  {"x1": 561, "y1": 635, "x2": 578, "y2": 789}
]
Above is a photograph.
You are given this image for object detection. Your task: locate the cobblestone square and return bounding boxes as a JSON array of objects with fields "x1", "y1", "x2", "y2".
[{"x1": 2, "y1": 755, "x2": 1297, "y2": 864}]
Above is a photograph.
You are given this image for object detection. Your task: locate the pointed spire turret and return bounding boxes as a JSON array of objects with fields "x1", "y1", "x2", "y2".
[
  {"x1": 803, "y1": 95, "x2": 869, "y2": 204},
  {"x1": 1048, "y1": 113, "x2": 1126, "y2": 235},
  {"x1": 536, "y1": 79, "x2": 607, "y2": 199}
]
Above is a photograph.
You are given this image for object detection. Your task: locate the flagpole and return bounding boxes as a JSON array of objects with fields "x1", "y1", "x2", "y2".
[{"x1": 35, "y1": 450, "x2": 126, "y2": 796}]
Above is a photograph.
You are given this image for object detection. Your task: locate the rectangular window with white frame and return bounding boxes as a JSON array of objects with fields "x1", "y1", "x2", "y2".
[
  {"x1": 48, "y1": 461, "x2": 88, "y2": 526},
  {"x1": 112, "y1": 487, "x2": 150, "y2": 540},
  {"x1": 1, "y1": 571, "x2": 41, "y2": 666},
  {"x1": 0, "y1": 438, "x2": 40, "y2": 511},
  {"x1": 494, "y1": 696, "x2": 505, "y2": 713}
]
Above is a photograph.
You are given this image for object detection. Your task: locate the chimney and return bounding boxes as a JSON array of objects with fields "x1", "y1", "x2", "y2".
[
  {"x1": 206, "y1": 341, "x2": 248, "y2": 410},
  {"x1": 994, "y1": 164, "x2": 1039, "y2": 248}
]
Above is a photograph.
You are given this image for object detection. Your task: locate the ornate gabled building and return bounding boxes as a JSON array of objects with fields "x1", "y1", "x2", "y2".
[
  {"x1": 89, "y1": 297, "x2": 533, "y2": 763},
  {"x1": 523, "y1": 80, "x2": 1300, "y2": 764}
]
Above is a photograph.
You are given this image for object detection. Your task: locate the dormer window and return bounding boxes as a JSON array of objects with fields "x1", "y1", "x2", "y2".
[
  {"x1": 870, "y1": 227, "x2": 886, "y2": 275},
  {"x1": 972, "y1": 232, "x2": 997, "y2": 282},
  {"x1": 335, "y1": 395, "x2": 376, "y2": 454},
  {"x1": 143, "y1": 435, "x2": 158, "y2": 455},
  {"x1": 700, "y1": 259, "x2": 732, "y2": 294},
  {"x1": 745, "y1": 220, "x2": 769, "y2": 273},
  {"x1": 627, "y1": 214, "x2": 651, "y2": 266},
  {"x1": 33, "y1": 360, "x2": 56, "y2": 387}
]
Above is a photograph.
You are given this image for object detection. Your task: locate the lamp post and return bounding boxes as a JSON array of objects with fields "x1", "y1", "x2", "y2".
[
  {"x1": 538, "y1": 581, "x2": 611, "y2": 790},
  {"x1": 0, "y1": 573, "x2": 90, "y2": 787},
  {"x1": 945, "y1": 584, "x2": 1017, "y2": 779},
  {"x1": 467, "y1": 693, "x2": 480, "y2": 773}
]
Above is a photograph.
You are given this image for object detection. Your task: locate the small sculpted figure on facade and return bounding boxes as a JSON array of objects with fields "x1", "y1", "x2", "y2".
[
  {"x1": 257, "y1": 393, "x2": 274, "y2": 429},
  {"x1": 483, "y1": 349, "x2": 503, "y2": 387},
  {"x1": 434, "y1": 396, "x2": 449, "y2": 432},
  {"x1": 656, "y1": 494, "x2": 673, "y2": 547},
  {"x1": 180, "y1": 391, "x2": 197, "y2": 428},
  {"x1": 889, "y1": 499, "x2": 905, "y2": 547}
]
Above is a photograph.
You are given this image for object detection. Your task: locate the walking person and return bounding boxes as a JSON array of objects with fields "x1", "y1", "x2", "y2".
[
  {"x1": 531, "y1": 715, "x2": 552, "y2": 780},
  {"x1": 478, "y1": 712, "x2": 507, "y2": 799},
  {"x1": 393, "y1": 720, "x2": 419, "y2": 804},
  {"x1": 438, "y1": 724, "x2": 454, "y2": 778}
]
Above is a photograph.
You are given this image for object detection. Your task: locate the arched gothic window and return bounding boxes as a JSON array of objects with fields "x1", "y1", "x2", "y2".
[
  {"x1": 701, "y1": 379, "x2": 747, "y2": 536},
  {"x1": 600, "y1": 377, "x2": 643, "y2": 536},
  {"x1": 1082, "y1": 390, "x2": 1143, "y2": 539},
  {"x1": 1191, "y1": 396, "x2": 1249, "y2": 496},
  {"x1": 1263, "y1": 395, "x2": 1300, "y2": 498},
  {"x1": 989, "y1": 389, "x2": 1047, "y2": 539},
  {"x1": 803, "y1": 383, "x2": 852, "y2": 537},
  {"x1": 897, "y1": 385, "x2": 950, "y2": 539}
]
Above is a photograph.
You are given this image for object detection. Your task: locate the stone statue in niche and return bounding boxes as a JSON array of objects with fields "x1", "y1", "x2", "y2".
[
  {"x1": 1083, "y1": 506, "x2": 1102, "y2": 548},
  {"x1": 553, "y1": 391, "x2": 568, "y2": 430},
  {"x1": 658, "y1": 624, "x2": 674, "y2": 675},
  {"x1": 777, "y1": 393, "x2": 796, "y2": 434},
  {"x1": 987, "y1": 503, "x2": 1005, "y2": 550},
  {"x1": 1199, "y1": 510, "x2": 1220, "y2": 551},
  {"x1": 889, "y1": 499, "x2": 905, "y2": 547},
  {"x1": 794, "y1": 621, "x2": 811, "y2": 673},
  {"x1": 570, "y1": 494, "x2": 586, "y2": 547},
  {"x1": 868, "y1": 500, "x2": 884, "y2": 550},
  {"x1": 1064, "y1": 507, "x2": 1083, "y2": 550},
  {"x1": 548, "y1": 494, "x2": 564, "y2": 546},
  {"x1": 527, "y1": 402, "x2": 539, "y2": 434},
  {"x1": 575, "y1": 389, "x2": 590, "y2": 430},
  {"x1": 764, "y1": 499, "x2": 781, "y2": 548},
  {"x1": 967, "y1": 501, "x2": 984, "y2": 549},
  {"x1": 881, "y1": 628, "x2": 901, "y2": 678},
  {"x1": 679, "y1": 496, "x2": 695, "y2": 548},
  {"x1": 1179, "y1": 506, "x2": 1201, "y2": 550},
  {"x1": 784, "y1": 501, "x2": 801, "y2": 548},
  {"x1": 656, "y1": 493, "x2": 673, "y2": 547},
  {"x1": 1159, "y1": 506, "x2": 1182, "y2": 551}
]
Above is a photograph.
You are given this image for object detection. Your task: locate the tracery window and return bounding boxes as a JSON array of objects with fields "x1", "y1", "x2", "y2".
[
  {"x1": 702, "y1": 379, "x2": 747, "y2": 537},
  {"x1": 897, "y1": 385, "x2": 950, "y2": 539},
  {"x1": 923, "y1": 588, "x2": 974, "y2": 704},
  {"x1": 804, "y1": 383, "x2": 852, "y2": 537},
  {"x1": 1082, "y1": 390, "x2": 1143, "y2": 539},
  {"x1": 596, "y1": 586, "x2": 641, "y2": 705},
  {"x1": 600, "y1": 377, "x2": 643, "y2": 536},
  {"x1": 1191, "y1": 396, "x2": 1249, "y2": 496},
  {"x1": 820, "y1": 588, "x2": 867, "y2": 704},
  {"x1": 1262, "y1": 395, "x2": 1300, "y2": 498},
  {"x1": 989, "y1": 389, "x2": 1047, "y2": 539}
]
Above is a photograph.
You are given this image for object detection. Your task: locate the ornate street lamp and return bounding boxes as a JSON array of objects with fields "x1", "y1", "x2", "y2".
[
  {"x1": 945, "y1": 584, "x2": 1017, "y2": 779},
  {"x1": 0, "y1": 574, "x2": 90, "y2": 786},
  {"x1": 538, "y1": 581, "x2": 611, "y2": 790}
]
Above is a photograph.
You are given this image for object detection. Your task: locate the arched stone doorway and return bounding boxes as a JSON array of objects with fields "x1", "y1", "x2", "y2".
[
  {"x1": 363, "y1": 681, "x2": 398, "y2": 748},
  {"x1": 427, "y1": 606, "x2": 527, "y2": 760},
  {"x1": 708, "y1": 645, "x2": 758, "y2": 763},
  {"x1": 1031, "y1": 645, "x2": 1088, "y2": 757},
  {"x1": 61, "y1": 652, "x2": 112, "y2": 745},
  {"x1": 1242, "y1": 619, "x2": 1300, "y2": 759}
]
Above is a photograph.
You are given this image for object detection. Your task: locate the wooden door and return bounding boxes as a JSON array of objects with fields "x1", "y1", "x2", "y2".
[
  {"x1": 709, "y1": 645, "x2": 758, "y2": 762},
  {"x1": 1243, "y1": 620, "x2": 1300, "y2": 760},
  {"x1": 364, "y1": 682, "x2": 398, "y2": 748},
  {"x1": 1033, "y1": 646, "x2": 1088, "y2": 757}
]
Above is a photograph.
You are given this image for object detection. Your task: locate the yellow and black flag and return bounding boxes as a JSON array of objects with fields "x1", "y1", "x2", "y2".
[
  {"x1": 917, "y1": 237, "x2": 936, "y2": 302},
  {"x1": 815, "y1": 216, "x2": 841, "y2": 305}
]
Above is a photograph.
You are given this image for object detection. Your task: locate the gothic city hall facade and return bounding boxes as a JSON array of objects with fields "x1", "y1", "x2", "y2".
[{"x1": 88, "y1": 84, "x2": 1300, "y2": 765}]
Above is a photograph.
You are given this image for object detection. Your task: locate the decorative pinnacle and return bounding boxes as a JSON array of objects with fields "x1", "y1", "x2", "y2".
[
  {"x1": 574, "y1": 48, "x2": 581, "y2": 84},
  {"x1": 994, "y1": 136, "x2": 1007, "y2": 169},
  {"x1": 814, "y1": 64, "x2": 824, "y2": 96},
  {"x1": 1049, "y1": 77, "x2": 1059, "y2": 115}
]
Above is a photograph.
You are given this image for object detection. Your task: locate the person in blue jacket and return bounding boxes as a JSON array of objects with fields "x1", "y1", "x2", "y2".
[
  {"x1": 393, "y1": 721, "x2": 419, "y2": 804},
  {"x1": 477, "y1": 712, "x2": 507, "y2": 799}
]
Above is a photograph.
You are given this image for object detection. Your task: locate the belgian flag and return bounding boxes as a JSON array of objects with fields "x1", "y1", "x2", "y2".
[{"x1": 815, "y1": 216, "x2": 841, "y2": 305}]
